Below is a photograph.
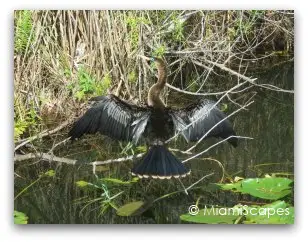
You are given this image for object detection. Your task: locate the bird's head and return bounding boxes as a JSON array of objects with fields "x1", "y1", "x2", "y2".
[{"x1": 137, "y1": 55, "x2": 166, "y2": 70}]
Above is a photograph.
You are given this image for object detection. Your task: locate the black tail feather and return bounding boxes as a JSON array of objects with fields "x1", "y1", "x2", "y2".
[{"x1": 131, "y1": 145, "x2": 191, "y2": 179}]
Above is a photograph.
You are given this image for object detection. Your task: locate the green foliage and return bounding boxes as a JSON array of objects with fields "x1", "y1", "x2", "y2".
[
  {"x1": 187, "y1": 79, "x2": 199, "y2": 92},
  {"x1": 180, "y1": 201, "x2": 294, "y2": 224},
  {"x1": 125, "y1": 14, "x2": 150, "y2": 49},
  {"x1": 220, "y1": 103, "x2": 228, "y2": 112},
  {"x1": 96, "y1": 73, "x2": 112, "y2": 95},
  {"x1": 63, "y1": 68, "x2": 72, "y2": 78},
  {"x1": 74, "y1": 68, "x2": 96, "y2": 100},
  {"x1": 14, "y1": 210, "x2": 28, "y2": 224},
  {"x1": 135, "y1": 145, "x2": 147, "y2": 153},
  {"x1": 180, "y1": 207, "x2": 240, "y2": 224},
  {"x1": 14, "y1": 119, "x2": 28, "y2": 141},
  {"x1": 100, "y1": 177, "x2": 139, "y2": 185},
  {"x1": 153, "y1": 44, "x2": 166, "y2": 58},
  {"x1": 171, "y1": 15, "x2": 185, "y2": 42},
  {"x1": 14, "y1": 10, "x2": 33, "y2": 54},
  {"x1": 14, "y1": 170, "x2": 56, "y2": 200},
  {"x1": 75, "y1": 177, "x2": 141, "y2": 216},
  {"x1": 76, "y1": 180, "x2": 90, "y2": 188},
  {"x1": 233, "y1": 10, "x2": 266, "y2": 38},
  {"x1": 243, "y1": 201, "x2": 294, "y2": 224},
  {"x1": 217, "y1": 177, "x2": 293, "y2": 200},
  {"x1": 181, "y1": 176, "x2": 294, "y2": 224},
  {"x1": 128, "y1": 71, "x2": 137, "y2": 83},
  {"x1": 117, "y1": 201, "x2": 145, "y2": 216},
  {"x1": 67, "y1": 68, "x2": 111, "y2": 101},
  {"x1": 14, "y1": 99, "x2": 40, "y2": 141},
  {"x1": 44, "y1": 170, "x2": 55, "y2": 177}
]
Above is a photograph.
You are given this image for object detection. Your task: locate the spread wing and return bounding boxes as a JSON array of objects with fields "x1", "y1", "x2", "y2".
[
  {"x1": 68, "y1": 94, "x2": 150, "y2": 144},
  {"x1": 169, "y1": 99, "x2": 237, "y2": 147}
]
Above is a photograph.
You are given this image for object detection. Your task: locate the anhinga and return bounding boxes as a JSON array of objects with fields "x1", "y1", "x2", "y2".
[{"x1": 69, "y1": 56, "x2": 237, "y2": 179}]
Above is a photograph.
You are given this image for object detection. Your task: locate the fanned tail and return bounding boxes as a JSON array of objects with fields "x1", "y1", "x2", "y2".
[{"x1": 131, "y1": 145, "x2": 191, "y2": 179}]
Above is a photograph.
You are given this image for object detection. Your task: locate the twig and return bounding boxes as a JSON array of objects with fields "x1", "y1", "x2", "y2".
[
  {"x1": 182, "y1": 135, "x2": 254, "y2": 164},
  {"x1": 204, "y1": 59, "x2": 294, "y2": 93},
  {"x1": 48, "y1": 137, "x2": 71, "y2": 154},
  {"x1": 186, "y1": 172, "x2": 215, "y2": 191},
  {"x1": 169, "y1": 148, "x2": 192, "y2": 155}
]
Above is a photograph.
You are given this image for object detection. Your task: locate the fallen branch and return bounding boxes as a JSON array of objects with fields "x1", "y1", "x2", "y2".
[
  {"x1": 14, "y1": 153, "x2": 78, "y2": 165},
  {"x1": 14, "y1": 152, "x2": 145, "y2": 166}
]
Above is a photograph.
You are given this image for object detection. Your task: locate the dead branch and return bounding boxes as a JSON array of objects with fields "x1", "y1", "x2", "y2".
[
  {"x1": 182, "y1": 135, "x2": 254, "y2": 164},
  {"x1": 14, "y1": 152, "x2": 145, "y2": 167},
  {"x1": 14, "y1": 153, "x2": 78, "y2": 165}
]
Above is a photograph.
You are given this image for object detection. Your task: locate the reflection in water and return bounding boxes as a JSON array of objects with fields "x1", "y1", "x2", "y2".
[{"x1": 14, "y1": 62, "x2": 294, "y2": 224}]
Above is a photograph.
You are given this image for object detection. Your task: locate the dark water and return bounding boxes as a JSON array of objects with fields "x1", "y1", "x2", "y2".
[{"x1": 14, "y1": 61, "x2": 294, "y2": 224}]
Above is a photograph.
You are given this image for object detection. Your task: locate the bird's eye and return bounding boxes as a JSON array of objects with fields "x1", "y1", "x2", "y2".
[{"x1": 150, "y1": 57, "x2": 155, "y2": 62}]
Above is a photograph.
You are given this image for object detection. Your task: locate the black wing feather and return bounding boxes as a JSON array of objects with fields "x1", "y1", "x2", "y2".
[
  {"x1": 170, "y1": 99, "x2": 237, "y2": 147},
  {"x1": 69, "y1": 94, "x2": 150, "y2": 144}
]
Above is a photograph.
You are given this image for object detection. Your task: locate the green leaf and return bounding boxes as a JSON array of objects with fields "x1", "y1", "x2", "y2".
[
  {"x1": 135, "y1": 145, "x2": 147, "y2": 152},
  {"x1": 221, "y1": 103, "x2": 228, "y2": 112},
  {"x1": 243, "y1": 201, "x2": 294, "y2": 224},
  {"x1": 117, "y1": 201, "x2": 145, "y2": 216},
  {"x1": 180, "y1": 207, "x2": 240, "y2": 224},
  {"x1": 44, "y1": 169, "x2": 55, "y2": 177},
  {"x1": 101, "y1": 177, "x2": 138, "y2": 185},
  {"x1": 76, "y1": 180, "x2": 90, "y2": 188},
  {"x1": 14, "y1": 210, "x2": 28, "y2": 224},
  {"x1": 217, "y1": 177, "x2": 293, "y2": 200},
  {"x1": 15, "y1": 10, "x2": 34, "y2": 54}
]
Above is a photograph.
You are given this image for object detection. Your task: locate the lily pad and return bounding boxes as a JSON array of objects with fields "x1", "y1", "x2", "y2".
[
  {"x1": 218, "y1": 177, "x2": 293, "y2": 200},
  {"x1": 14, "y1": 210, "x2": 28, "y2": 224},
  {"x1": 180, "y1": 207, "x2": 240, "y2": 224},
  {"x1": 243, "y1": 201, "x2": 294, "y2": 224}
]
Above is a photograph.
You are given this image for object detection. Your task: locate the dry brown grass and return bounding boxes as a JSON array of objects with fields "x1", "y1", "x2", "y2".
[{"x1": 14, "y1": 10, "x2": 294, "y2": 144}]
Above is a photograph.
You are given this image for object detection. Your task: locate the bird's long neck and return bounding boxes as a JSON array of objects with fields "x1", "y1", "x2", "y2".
[{"x1": 147, "y1": 58, "x2": 167, "y2": 109}]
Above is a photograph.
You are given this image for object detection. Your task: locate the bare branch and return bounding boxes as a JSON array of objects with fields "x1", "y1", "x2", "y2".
[
  {"x1": 182, "y1": 135, "x2": 254, "y2": 164},
  {"x1": 14, "y1": 153, "x2": 78, "y2": 165}
]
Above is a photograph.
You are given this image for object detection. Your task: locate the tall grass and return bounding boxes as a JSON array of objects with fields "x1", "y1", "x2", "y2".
[{"x1": 13, "y1": 10, "x2": 294, "y2": 143}]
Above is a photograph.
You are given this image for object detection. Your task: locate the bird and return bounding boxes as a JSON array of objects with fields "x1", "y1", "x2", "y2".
[{"x1": 68, "y1": 56, "x2": 237, "y2": 179}]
